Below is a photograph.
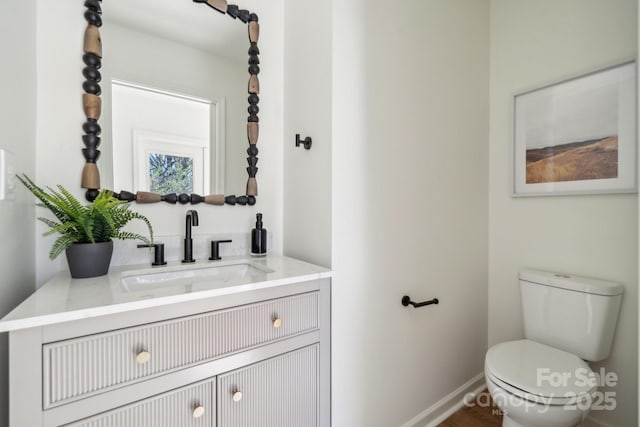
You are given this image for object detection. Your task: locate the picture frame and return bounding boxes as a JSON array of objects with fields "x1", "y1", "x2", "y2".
[{"x1": 513, "y1": 60, "x2": 637, "y2": 196}]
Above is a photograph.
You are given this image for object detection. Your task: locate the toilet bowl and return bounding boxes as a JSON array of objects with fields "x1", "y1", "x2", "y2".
[
  {"x1": 485, "y1": 269, "x2": 623, "y2": 427},
  {"x1": 485, "y1": 340, "x2": 596, "y2": 427}
]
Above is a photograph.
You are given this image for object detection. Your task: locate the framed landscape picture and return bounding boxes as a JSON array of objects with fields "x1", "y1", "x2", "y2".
[{"x1": 513, "y1": 60, "x2": 637, "y2": 196}]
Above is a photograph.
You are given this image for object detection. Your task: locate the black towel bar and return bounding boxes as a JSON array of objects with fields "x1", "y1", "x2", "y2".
[{"x1": 401, "y1": 295, "x2": 439, "y2": 308}]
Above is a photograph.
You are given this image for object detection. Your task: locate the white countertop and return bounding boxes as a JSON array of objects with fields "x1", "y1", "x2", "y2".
[{"x1": 0, "y1": 255, "x2": 332, "y2": 333}]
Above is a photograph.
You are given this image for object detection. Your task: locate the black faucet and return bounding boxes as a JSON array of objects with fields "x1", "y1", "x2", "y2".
[{"x1": 182, "y1": 210, "x2": 199, "y2": 263}]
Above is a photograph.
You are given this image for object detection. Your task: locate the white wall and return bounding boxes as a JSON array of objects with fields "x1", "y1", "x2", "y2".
[
  {"x1": 0, "y1": 1, "x2": 37, "y2": 425},
  {"x1": 282, "y1": 0, "x2": 332, "y2": 268},
  {"x1": 330, "y1": 1, "x2": 490, "y2": 425},
  {"x1": 488, "y1": 1, "x2": 638, "y2": 426},
  {"x1": 34, "y1": 0, "x2": 284, "y2": 285}
]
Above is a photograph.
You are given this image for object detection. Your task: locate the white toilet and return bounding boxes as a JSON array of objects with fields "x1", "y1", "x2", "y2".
[{"x1": 485, "y1": 269, "x2": 623, "y2": 427}]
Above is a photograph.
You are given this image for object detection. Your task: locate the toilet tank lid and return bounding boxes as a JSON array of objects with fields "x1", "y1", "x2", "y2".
[{"x1": 519, "y1": 269, "x2": 624, "y2": 296}]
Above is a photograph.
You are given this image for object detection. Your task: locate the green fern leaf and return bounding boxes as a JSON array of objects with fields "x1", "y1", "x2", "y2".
[{"x1": 18, "y1": 176, "x2": 154, "y2": 260}]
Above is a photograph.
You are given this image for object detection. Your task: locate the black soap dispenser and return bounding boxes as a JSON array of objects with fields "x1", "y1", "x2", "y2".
[{"x1": 251, "y1": 213, "x2": 267, "y2": 256}]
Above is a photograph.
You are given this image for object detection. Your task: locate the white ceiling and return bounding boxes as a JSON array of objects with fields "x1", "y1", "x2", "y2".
[{"x1": 105, "y1": 0, "x2": 247, "y2": 62}]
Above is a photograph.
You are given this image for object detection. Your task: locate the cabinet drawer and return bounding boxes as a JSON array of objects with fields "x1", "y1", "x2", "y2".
[
  {"x1": 218, "y1": 345, "x2": 319, "y2": 427},
  {"x1": 44, "y1": 292, "x2": 319, "y2": 408},
  {"x1": 66, "y1": 379, "x2": 214, "y2": 427}
]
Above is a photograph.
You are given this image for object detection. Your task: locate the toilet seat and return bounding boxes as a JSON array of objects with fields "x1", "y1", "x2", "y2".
[{"x1": 485, "y1": 339, "x2": 596, "y2": 405}]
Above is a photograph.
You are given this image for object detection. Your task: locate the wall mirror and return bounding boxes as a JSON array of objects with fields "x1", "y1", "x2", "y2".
[{"x1": 80, "y1": 0, "x2": 260, "y2": 207}]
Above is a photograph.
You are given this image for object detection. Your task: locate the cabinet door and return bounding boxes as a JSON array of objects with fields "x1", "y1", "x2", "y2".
[
  {"x1": 218, "y1": 345, "x2": 319, "y2": 427},
  {"x1": 66, "y1": 379, "x2": 214, "y2": 427}
]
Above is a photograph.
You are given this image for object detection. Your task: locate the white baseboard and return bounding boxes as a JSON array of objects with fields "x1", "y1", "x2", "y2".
[{"x1": 401, "y1": 373, "x2": 486, "y2": 427}]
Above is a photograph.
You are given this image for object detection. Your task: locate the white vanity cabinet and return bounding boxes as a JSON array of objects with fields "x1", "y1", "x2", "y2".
[{"x1": 2, "y1": 257, "x2": 331, "y2": 427}]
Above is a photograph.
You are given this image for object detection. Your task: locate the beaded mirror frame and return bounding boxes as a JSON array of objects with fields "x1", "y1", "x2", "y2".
[{"x1": 80, "y1": 0, "x2": 260, "y2": 207}]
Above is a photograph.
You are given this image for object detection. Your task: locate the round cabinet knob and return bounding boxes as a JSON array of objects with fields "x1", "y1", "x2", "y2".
[
  {"x1": 272, "y1": 317, "x2": 282, "y2": 328},
  {"x1": 192, "y1": 405, "x2": 205, "y2": 418},
  {"x1": 232, "y1": 391, "x2": 243, "y2": 402},
  {"x1": 135, "y1": 350, "x2": 150, "y2": 365}
]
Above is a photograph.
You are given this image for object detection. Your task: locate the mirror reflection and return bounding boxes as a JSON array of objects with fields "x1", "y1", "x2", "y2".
[
  {"x1": 101, "y1": 0, "x2": 249, "y2": 195},
  {"x1": 111, "y1": 80, "x2": 212, "y2": 195}
]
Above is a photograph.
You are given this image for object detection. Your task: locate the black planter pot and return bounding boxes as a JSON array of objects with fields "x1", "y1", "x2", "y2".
[{"x1": 65, "y1": 240, "x2": 114, "y2": 278}]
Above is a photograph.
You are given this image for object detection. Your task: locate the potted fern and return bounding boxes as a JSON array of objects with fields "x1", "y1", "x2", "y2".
[{"x1": 18, "y1": 175, "x2": 153, "y2": 278}]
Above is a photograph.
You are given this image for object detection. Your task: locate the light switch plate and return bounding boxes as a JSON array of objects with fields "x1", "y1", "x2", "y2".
[{"x1": 0, "y1": 149, "x2": 16, "y2": 200}]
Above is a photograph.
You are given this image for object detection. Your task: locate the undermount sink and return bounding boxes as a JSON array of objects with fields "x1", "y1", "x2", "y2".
[{"x1": 120, "y1": 262, "x2": 274, "y2": 293}]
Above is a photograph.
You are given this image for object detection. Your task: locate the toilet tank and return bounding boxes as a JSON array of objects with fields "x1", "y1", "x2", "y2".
[{"x1": 519, "y1": 269, "x2": 623, "y2": 362}]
